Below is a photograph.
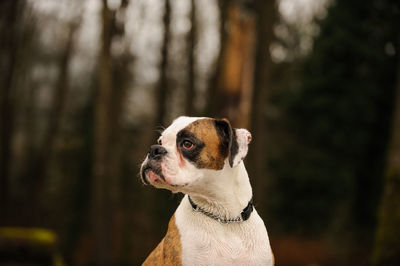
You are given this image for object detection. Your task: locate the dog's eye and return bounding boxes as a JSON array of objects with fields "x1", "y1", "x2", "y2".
[
  {"x1": 182, "y1": 140, "x2": 194, "y2": 150},
  {"x1": 158, "y1": 139, "x2": 162, "y2": 145}
]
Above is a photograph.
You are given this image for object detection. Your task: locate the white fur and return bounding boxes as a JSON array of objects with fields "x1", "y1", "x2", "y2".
[
  {"x1": 231, "y1": 128, "x2": 252, "y2": 167},
  {"x1": 143, "y1": 116, "x2": 273, "y2": 265},
  {"x1": 175, "y1": 162, "x2": 273, "y2": 265},
  {"x1": 157, "y1": 116, "x2": 205, "y2": 190}
]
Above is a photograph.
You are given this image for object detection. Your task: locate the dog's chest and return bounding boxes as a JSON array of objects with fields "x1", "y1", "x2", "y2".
[
  {"x1": 175, "y1": 201, "x2": 273, "y2": 265},
  {"x1": 182, "y1": 230, "x2": 260, "y2": 265}
]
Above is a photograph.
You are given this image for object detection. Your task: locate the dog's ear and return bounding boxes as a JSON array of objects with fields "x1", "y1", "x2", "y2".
[{"x1": 214, "y1": 118, "x2": 252, "y2": 168}]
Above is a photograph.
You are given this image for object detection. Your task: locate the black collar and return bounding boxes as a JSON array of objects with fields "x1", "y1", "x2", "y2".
[{"x1": 188, "y1": 196, "x2": 254, "y2": 223}]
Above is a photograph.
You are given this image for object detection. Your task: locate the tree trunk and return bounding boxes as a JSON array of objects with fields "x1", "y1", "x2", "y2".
[
  {"x1": 92, "y1": 0, "x2": 115, "y2": 264},
  {"x1": 205, "y1": 0, "x2": 229, "y2": 117},
  {"x1": 247, "y1": 0, "x2": 277, "y2": 213},
  {"x1": 0, "y1": 0, "x2": 22, "y2": 222},
  {"x1": 91, "y1": 0, "x2": 130, "y2": 263},
  {"x1": 155, "y1": 0, "x2": 171, "y2": 128},
  {"x1": 207, "y1": 1, "x2": 256, "y2": 128},
  {"x1": 373, "y1": 44, "x2": 400, "y2": 266},
  {"x1": 185, "y1": 0, "x2": 196, "y2": 116}
]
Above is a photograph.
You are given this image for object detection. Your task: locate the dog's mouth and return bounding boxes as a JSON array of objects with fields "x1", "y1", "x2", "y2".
[
  {"x1": 141, "y1": 163, "x2": 165, "y2": 185},
  {"x1": 140, "y1": 159, "x2": 189, "y2": 189}
]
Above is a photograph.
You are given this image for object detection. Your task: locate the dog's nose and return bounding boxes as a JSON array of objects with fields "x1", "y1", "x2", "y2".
[{"x1": 148, "y1": 145, "x2": 167, "y2": 160}]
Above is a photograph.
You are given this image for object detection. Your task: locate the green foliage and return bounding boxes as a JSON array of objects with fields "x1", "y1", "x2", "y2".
[{"x1": 270, "y1": 0, "x2": 398, "y2": 235}]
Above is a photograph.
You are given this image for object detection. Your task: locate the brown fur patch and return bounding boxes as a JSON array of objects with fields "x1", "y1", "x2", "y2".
[
  {"x1": 183, "y1": 118, "x2": 228, "y2": 170},
  {"x1": 142, "y1": 215, "x2": 182, "y2": 266},
  {"x1": 272, "y1": 250, "x2": 275, "y2": 265}
]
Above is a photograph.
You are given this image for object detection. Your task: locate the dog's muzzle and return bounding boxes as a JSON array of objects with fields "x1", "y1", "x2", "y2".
[{"x1": 140, "y1": 145, "x2": 167, "y2": 185}]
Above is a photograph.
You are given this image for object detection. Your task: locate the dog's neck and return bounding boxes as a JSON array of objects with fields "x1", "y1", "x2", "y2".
[{"x1": 187, "y1": 161, "x2": 253, "y2": 220}]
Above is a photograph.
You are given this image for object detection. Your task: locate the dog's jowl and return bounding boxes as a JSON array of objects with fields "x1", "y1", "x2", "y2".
[{"x1": 140, "y1": 116, "x2": 274, "y2": 266}]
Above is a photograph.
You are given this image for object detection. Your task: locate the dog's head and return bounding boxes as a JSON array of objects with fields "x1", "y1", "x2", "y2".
[{"x1": 140, "y1": 116, "x2": 252, "y2": 193}]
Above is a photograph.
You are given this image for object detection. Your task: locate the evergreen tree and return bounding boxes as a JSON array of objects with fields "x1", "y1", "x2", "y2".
[{"x1": 272, "y1": 0, "x2": 398, "y2": 244}]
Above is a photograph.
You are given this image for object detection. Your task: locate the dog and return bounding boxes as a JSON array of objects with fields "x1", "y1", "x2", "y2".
[{"x1": 140, "y1": 116, "x2": 274, "y2": 265}]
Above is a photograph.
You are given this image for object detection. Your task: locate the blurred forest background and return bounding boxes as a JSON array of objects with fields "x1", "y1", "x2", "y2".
[{"x1": 0, "y1": 0, "x2": 399, "y2": 265}]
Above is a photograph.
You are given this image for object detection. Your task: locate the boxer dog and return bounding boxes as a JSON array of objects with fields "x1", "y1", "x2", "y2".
[{"x1": 140, "y1": 116, "x2": 274, "y2": 265}]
